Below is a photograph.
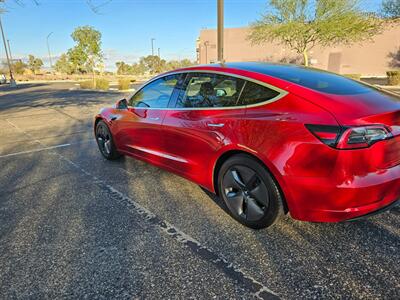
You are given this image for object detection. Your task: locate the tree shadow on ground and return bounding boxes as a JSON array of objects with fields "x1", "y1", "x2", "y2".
[{"x1": 388, "y1": 48, "x2": 400, "y2": 68}]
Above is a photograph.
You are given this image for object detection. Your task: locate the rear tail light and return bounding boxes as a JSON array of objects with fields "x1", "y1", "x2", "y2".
[
  {"x1": 306, "y1": 124, "x2": 393, "y2": 149},
  {"x1": 336, "y1": 126, "x2": 392, "y2": 149},
  {"x1": 305, "y1": 124, "x2": 342, "y2": 147}
]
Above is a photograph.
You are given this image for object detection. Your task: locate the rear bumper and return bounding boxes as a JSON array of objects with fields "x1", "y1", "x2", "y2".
[
  {"x1": 285, "y1": 163, "x2": 400, "y2": 222},
  {"x1": 346, "y1": 198, "x2": 399, "y2": 221}
]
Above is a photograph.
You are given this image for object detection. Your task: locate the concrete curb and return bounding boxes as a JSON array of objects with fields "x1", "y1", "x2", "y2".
[
  {"x1": 375, "y1": 84, "x2": 400, "y2": 90},
  {"x1": 69, "y1": 87, "x2": 135, "y2": 93}
]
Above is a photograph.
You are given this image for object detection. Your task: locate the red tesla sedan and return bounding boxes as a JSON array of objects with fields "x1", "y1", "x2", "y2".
[{"x1": 94, "y1": 62, "x2": 400, "y2": 228}]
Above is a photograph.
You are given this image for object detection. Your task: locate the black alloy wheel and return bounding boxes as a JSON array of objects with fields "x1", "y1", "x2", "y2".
[
  {"x1": 218, "y1": 154, "x2": 284, "y2": 229},
  {"x1": 95, "y1": 120, "x2": 121, "y2": 160}
]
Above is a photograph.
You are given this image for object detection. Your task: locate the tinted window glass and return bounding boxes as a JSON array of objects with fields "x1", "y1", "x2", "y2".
[
  {"x1": 227, "y1": 63, "x2": 374, "y2": 95},
  {"x1": 266, "y1": 68, "x2": 371, "y2": 95},
  {"x1": 177, "y1": 73, "x2": 245, "y2": 108},
  {"x1": 130, "y1": 74, "x2": 180, "y2": 108},
  {"x1": 239, "y1": 81, "x2": 280, "y2": 105}
]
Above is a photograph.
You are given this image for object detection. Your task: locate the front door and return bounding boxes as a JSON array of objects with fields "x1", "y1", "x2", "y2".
[
  {"x1": 162, "y1": 72, "x2": 247, "y2": 187},
  {"x1": 114, "y1": 74, "x2": 182, "y2": 160}
]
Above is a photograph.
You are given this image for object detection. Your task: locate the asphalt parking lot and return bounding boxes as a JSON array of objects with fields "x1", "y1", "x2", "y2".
[{"x1": 0, "y1": 82, "x2": 399, "y2": 299}]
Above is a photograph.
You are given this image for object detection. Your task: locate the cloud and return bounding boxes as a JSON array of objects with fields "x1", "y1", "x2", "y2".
[
  {"x1": 1, "y1": 48, "x2": 196, "y2": 71},
  {"x1": 102, "y1": 49, "x2": 141, "y2": 71}
]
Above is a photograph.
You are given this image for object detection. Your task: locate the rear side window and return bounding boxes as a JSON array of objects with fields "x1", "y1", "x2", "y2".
[
  {"x1": 177, "y1": 73, "x2": 245, "y2": 108},
  {"x1": 239, "y1": 81, "x2": 280, "y2": 105}
]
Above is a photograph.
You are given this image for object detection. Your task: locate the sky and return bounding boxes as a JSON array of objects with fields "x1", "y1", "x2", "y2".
[{"x1": 0, "y1": 0, "x2": 384, "y2": 70}]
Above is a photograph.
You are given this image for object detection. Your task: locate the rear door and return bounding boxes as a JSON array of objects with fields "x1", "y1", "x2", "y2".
[
  {"x1": 114, "y1": 74, "x2": 182, "y2": 160},
  {"x1": 161, "y1": 72, "x2": 247, "y2": 186}
]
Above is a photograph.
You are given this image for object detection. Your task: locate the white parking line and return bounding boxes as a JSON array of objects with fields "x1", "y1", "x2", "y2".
[{"x1": 0, "y1": 143, "x2": 71, "y2": 158}]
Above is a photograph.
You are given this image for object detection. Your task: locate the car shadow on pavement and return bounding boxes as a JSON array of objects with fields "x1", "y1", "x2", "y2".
[{"x1": 198, "y1": 182, "x2": 399, "y2": 299}]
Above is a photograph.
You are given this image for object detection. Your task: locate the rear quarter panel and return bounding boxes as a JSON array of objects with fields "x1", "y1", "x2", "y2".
[{"x1": 239, "y1": 94, "x2": 340, "y2": 214}]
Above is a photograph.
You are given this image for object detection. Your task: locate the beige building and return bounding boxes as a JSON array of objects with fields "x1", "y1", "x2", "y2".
[{"x1": 196, "y1": 23, "x2": 400, "y2": 76}]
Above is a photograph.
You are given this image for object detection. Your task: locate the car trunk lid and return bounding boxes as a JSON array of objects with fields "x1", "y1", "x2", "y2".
[
  {"x1": 296, "y1": 87, "x2": 400, "y2": 169},
  {"x1": 317, "y1": 89, "x2": 400, "y2": 127}
]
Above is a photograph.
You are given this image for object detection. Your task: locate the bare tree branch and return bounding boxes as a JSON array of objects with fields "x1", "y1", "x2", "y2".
[
  {"x1": 0, "y1": 0, "x2": 112, "y2": 13},
  {"x1": 86, "y1": 0, "x2": 112, "y2": 14}
]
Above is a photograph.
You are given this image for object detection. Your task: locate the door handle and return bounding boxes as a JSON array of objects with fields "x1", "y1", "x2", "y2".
[
  {"x1": 149, "y1": 117, "x2": 160, "y2": 121},
  {"x1": 207, "y1": 123, "x2": 225, "y2": 128}
]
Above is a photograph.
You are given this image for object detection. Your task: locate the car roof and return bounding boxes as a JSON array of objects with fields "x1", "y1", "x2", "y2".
[
  {"x1": 176, "y1": 62, "x2": 382, "y2": 96},
  {"x1": 184, "y1": 61, "x2": 333, "y2": 77}
]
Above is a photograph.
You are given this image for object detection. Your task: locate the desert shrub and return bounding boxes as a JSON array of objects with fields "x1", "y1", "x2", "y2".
[
  {"x1": 344, "y1": 74, "x2": 361, "y2": 80},
  {"x1": 79, "y1": 80, "x2": 94, "y2": 89},
  {"x1": 96, "y1": 78, "x2": 109, "y2": 90},
  {"x1": 118, "y1": 78, "x2": 131, "y2": 90},
  {"x1": 386, "y1": 70, "x2": 400, "y2": 85}
]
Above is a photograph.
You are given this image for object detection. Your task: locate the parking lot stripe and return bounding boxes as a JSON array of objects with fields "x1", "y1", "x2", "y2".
[{"x1": 0, "y1": 143, "x2": 71, "y2": 158}]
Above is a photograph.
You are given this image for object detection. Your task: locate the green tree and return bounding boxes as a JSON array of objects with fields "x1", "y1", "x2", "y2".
[
  {"x1": 248, "y1": 0, "x2": 382, "y2": 66},
  {"x1": 66, "y1": 47, "x2": 86, "y2": 74},
  {"x1": 13, "y1": 60, "x2": 27, "y2": 75},
  {"x1": 115, "y1": 61, "x2": 147, "y2": 75},
  {"x1": 115, "y1": 58, "x2": 194, "y2": 76},
  {"x1": 139, "y1": 55, "x2": 166, "y2": 74},
  {"x1": 130, "y1": 62, "x2": 146, "y2": 75},
  {"x1": 3, "y1": 60, "x2": 26, "y2": 75},
  {"x1": 27, "y1": 55, "x2": 43, "y2": 74},
  {"x1": 165, "y1": 59, "x2": 194, "y2": 71},
  {"x1": 382, "y1": 0, "x2": 400, "y2": 18},
  {"x1": 179, "y1": 59, "x2": 194, "y2": 67},
  {"x1": 70, "y1": 26, "x2": 103, "y2": 85},
  {"x1": 54, "y1": 53, "x2": 74, "y2": 74},
  {"x1": 116, "y1": 61, "x2": 131, "y2": 75}
]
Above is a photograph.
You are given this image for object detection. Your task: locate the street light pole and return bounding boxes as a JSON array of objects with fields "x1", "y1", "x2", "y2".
[
  {"x1": 158, "y1": 47, "x2": 160, "y2": 58},
  {"x1": 204, "y1": 41, "x2": 209, "y2": 64},
  {"x1": 217, "y1": 0, "x2": 224, "y2": 63},
  {"x1": 151, "y1": 38, "x2": 155, "y2": 56},
  {"x1": 7, "y1": 39, "x2": 13, "y2": 69},
  {"x1": 47, "y1": 32, "x2": 53, "y2": 71},
  {"x1": 0, "y1": 15, "x2": 16, "y2": 87}
]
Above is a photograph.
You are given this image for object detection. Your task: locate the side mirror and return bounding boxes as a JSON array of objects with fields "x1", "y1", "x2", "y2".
[{"x1": 116, "y1": 98, "x2": 128, "y2": 109}]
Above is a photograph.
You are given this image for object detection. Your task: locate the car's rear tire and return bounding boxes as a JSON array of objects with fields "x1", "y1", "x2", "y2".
[
  {"x1": 95, "y1": 120, "x2": 122, "y2": 160},
  {"x1": 217, "y1": 154, "x2": 284, "y2": 229}
]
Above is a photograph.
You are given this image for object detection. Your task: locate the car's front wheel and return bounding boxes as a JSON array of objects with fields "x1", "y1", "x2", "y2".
[
  {"x1": 95, "y1": 120, "x2": 121, "y2": 160},
  {"x1": 218, "y1": 154, "x2": 284, "y2": 229}
]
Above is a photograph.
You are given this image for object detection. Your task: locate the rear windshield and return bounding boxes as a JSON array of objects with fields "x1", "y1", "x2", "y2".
[
  {"x1": 265, "y1": 66, "x2": 374, "y2": 95},
  {"x1": 233, "y1": 63, "x2": 377, "y2": 95}
]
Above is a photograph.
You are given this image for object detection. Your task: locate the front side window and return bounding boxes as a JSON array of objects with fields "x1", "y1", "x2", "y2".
[
  {"x1": 130, "y1": 74, "x2": 180, "y2": 108},
  {"x1": 177, "y1": 73, "x2": 245, "y2": 108},
  {"x1": 239, "y1": 81, "x2": 280, "y2": 105}
]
